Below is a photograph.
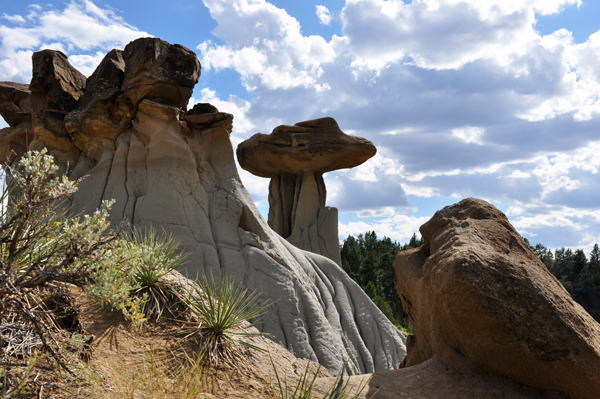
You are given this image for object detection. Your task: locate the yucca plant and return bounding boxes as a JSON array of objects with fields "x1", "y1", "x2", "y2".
[
  {"x1": 179, "y1": 271, "x2": 270, "y2": 367},
  {"x1": 126, "y1": 227, "x2": 188, "y2": 321}
]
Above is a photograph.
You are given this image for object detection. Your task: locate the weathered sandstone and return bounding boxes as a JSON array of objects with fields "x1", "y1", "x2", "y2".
[
  {"x1": 394, "y1": 198, "x2": 600, "y2": 398},
  {"x1": 237, "y1": 117, "x2": 376, "y2": 264},
  {"x1": 0, "y1": 82, "x2": 31, "y2": 127},
  {"x1": 28, "y1": 49, "x2": 86, "y2": 166},
  {"x1": 0, "y1": 82, "x2": 33, "y2": 164},
  {"x1": 0, "y1": 37, "x2": 405, "y2": 374}
]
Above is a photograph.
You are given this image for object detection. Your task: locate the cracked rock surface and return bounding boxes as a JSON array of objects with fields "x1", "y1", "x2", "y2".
[{"x1": 0, "y1": 37, "x2": 406, "y2": 374}]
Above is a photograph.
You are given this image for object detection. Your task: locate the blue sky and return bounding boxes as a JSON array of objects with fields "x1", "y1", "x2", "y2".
[{"x1": 1, "y1": 0, "x2": 600, "y2": 252}]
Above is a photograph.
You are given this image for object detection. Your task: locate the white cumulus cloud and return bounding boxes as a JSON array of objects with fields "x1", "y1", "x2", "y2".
[
  {"x1": 188, "y1": 0, "x2": 600, "y2": 249},
  {"x1": 0, "y1": 0, "x2": 149, "y2": 82},
  {"x1": 316, "y1": 5, "x2": 333, "y2": 25}
]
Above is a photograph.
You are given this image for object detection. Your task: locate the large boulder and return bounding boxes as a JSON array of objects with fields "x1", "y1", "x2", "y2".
[
  {"x1": 237, "y1": 117, "x2": 376, "y2": 265},
  {"x1": 394, "y1": 198, "x2": 600, "y2": 399},
  {"x1": 120, "y1": 38, "x2": 200, "y2": 109},
  {"x1": 1, "y1": 38, "x2": 406, "y2": 375}
]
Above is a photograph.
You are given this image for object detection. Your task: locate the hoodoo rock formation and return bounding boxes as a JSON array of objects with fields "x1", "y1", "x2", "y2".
[
  {"x1": 0, "y1": 37, "x2": 405, "y2": 374},
  {"x1": 237, "y1": 118, "x2": 376, "y2": 264},
  {"x1": 394, "y1": 198, "x2": 600, "y2": 399}
]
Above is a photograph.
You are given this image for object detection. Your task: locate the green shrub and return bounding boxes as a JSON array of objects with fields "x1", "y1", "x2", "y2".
[
  {"x1": 0, "y1": 150, "x2": 142, "y2": 368},
  {"x1": 125, "y1": 227, "x2": 188, "y2": 321}
]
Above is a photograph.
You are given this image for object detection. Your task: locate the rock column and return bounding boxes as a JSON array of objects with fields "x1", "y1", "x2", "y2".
[{"x1": 268, "y1": 170, "x2": 341, "y2": 264}]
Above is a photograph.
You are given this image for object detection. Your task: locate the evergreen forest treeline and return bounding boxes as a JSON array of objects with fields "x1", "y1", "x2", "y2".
[
  {"x1": 340, "y1": 232, "x2": 424, "y2": 330},
  {"x1": 529, "y1": 240, "x2": 600, "y2": 321},
  {"x1": 340, "y1": 232, "x2": 600, "y2": 330}
]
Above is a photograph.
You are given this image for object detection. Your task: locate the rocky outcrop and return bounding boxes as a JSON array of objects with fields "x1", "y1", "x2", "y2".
[
  {"x1": 394, "y1": 198, "x2": 600, "y2": 399},
  {"x1": 0, "y1": 82, "x2": 31, "y2": 127},
  {"x1": 0, "y1": 82, "x2": 33, "y2": 165},
  {"x1": 237, "y1": 118, "x2": 376, "y2": 265},
  {"x1": 28, "y1": 50, "x2": 86, "y2": 167},
  {"x1": 0, "y1": 37, "x2": 405, "y2": 374},
  {"x1": 64, "y1": 40, "x2": 200, "y2": 162}
]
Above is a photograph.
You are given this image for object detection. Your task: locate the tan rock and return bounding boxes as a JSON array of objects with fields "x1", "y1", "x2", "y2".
[
  {"x1": 0, "y1": 82, "x2": 33, "y2": 164},
  {"x1": 394, "y1": 197, "x2": 600, "y2": 399},
  {"x1": 188, "y1": 102, "x2": 219, "y2": 114},
  {"x1": 30, "y1": 50, "x2": 86, "y2": 101},
  {"x1": 64, "y1": 49, "x2": 129, "y2": 161},
  {"x1": 29, "y1": 50, "x2": 85, "y2": 166},
  {"x1": 121, "y1": 38, "x2": 200, "y2": 109},
  {"x1": 0, "y1": 123, "x2": 33, "y2": 165},
  {"x1": 237, "y1": 117, "x2": 376, "y2": 265},
  {"x1": 184, "y1": 112, "x2": 233, "y2": 131},
  {"x1": 237, "y1": 117, "x2": 375, "y2": 177},
  {"x1": 0, "y1": 82, "x2": 31, "y2": 127},
  {"x1": 65, "y1": 39, "x2": 201, "y2": 161}
]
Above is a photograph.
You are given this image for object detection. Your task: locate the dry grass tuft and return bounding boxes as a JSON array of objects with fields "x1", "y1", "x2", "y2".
[{"x1": 85, "y1": 348, "x2": 210, "y2": 399}]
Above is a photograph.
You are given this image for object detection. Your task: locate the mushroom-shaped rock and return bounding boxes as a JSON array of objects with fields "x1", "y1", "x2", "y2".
[
  {"x1": 237, "y1": 117, "x2": 376, "y2": 177},
  {"x1": 237, "y1": 117, "x2": 376, "y2": 265},
  {"x1": 394, "y1": 198, "x2": 600, "y2": 399}
]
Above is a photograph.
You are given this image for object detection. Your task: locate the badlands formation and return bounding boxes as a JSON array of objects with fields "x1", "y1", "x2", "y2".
[
  {"x1": 237, "y1": 117, "x2": 376, "y2": 265},
  {"x1": 0, "y1": 37, "x2": 406, "y2": 374},
  {"x1": 3, "y1": 36, "x2": 600, "y2": 399}
]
